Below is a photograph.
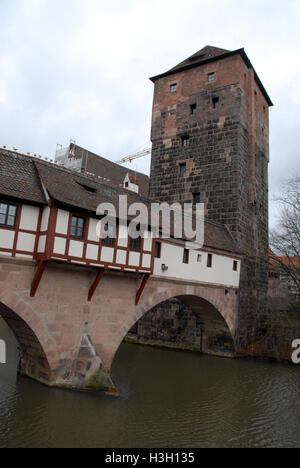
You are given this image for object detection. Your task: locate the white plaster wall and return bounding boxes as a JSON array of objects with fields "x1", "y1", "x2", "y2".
[
  {"x1": 118, "y1": 224, "x2": 128, "y2": 248},
  {"x1": 143, "y1": 231, "x2": 153, "y2": 252},
  {"x1": 129, "y1": 252, "x2": 140, "y2": 267},
  {"x1": 0, "y1": 229, "x2": 15, "y2": 250},
  {"x1": 154, "y1": 242, "x2": 241, "y2": 288},
  {"x1": 86, "y1": 244, "x2": 99, "y2": 260},
  {"x1": 101, "y1": 247, "x2": 114, "y2": 263},
  {"x1": 41, "y1": 207, "x2": 50, "y2": 231},
  {"x1": 88, "y1": 219, "x2": 100, "y2": 242},
  {"x1": 17, "y1": 232, "x2": 36, "y2": 252},
  {"x1": 142, "y1": 254, "x2": 151, "y2": 268},
  {"x1": 53, "y1": 237, "x2": 67, "y2": 255},
  {"x1": 116, "y1": 249, "x2": 127, "y2": 264},
  {"x1": 19, "y1": 205, "x2": 39, "y2": 231},
  {"x1": 69, "y1": 240, "x2": 84, "y2": 258},
  {"x1": 38, "y1": 235, "x2": 46, "y2": 253},
  {"x1": 56, "y1": 210, "x2": 69, "y2": 235}
]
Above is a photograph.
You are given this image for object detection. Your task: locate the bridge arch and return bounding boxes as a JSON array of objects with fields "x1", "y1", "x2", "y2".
[
  {"x1": 109, "y1": 278, "x2": 238, "y2": 371},
  {"x1": 0, "y1": 298, "x2": 54, "y2": 386}
]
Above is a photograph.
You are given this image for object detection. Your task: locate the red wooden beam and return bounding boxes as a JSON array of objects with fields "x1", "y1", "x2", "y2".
[
  {"x1": 135, "y1": 274, "x2": 150, "y2": 306},
  {"x1": 88, "y1": 269, "x2": 105, "y2": 302},
  {"x1": 30, "y1": 261, "x2": 48, "y2": 297}
]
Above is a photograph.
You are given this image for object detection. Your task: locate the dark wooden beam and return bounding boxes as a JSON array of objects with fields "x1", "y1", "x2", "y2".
[
  {"x1": 30, "y1": 261, "x2": 48, "y2": 297},
  {"x1": 135, "y1": 274, "x2": 150, "y2": 306},
  {"x1": 88, "y1": 269, "x2": 105, "y2": 302}
]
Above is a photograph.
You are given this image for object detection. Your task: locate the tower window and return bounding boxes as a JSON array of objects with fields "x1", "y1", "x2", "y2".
[
  {"x1": 181, "y1": 135, "x2": 190, "y2": 147},
  {"x1": 179, "y1": 163, "x2": 187, "y2": 177},
  {"x1": 207, "y1": 254, "x2": 213, "y2": 268},
  {"x1": 212, "y1": 97, "x2": 219, "y2": 109},
  {"x1": 190, "y1": 104, "x2": 197, "y2": 115},
  {"x1": 183, "y1": 249, "x2": 189, "y2": 264},
  {"x1": 208, "y1": 72, "x2": 215, "y2": 82},
  {"x1": 170, "y1": 83, "x2": 177, "y2": 93},
  {"x1": 193, "y1": 192, "x2": 201, "y2": 205}
]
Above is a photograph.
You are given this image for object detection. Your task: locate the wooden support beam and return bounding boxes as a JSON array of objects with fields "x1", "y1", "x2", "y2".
[
  {"x1": 135, "y1": 274, "x2": 150, "y2": 306},
  {"x1": 88, "y1": 269, "x2": 105, "y2": 302},
  {"x1": 30, "y1": 261, "x2": 48, "y2": 297}
]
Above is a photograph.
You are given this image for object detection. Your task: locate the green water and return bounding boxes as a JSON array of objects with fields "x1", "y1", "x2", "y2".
[{"x1": 0, "y1": 318, "x2": 300, "y2": 448}]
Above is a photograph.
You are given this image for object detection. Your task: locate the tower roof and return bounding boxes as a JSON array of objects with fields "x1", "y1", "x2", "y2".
[
  {"x1": 168, "y1": 45, "x2": 230, "y2": 73},
  {"x1": 150, "y1": 45, "x2": 273, "y2": 107}
]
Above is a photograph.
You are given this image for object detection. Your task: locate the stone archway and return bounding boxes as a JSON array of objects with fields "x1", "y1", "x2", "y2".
[
  {"x1": 109, "y1": 277, "x2": 238, "y2": 372},
  {"x1": 128, "y1": 294, "x2": 235, "y2": 357},
  {"x1": 0, "y1": 301, "x2": 53, "y2": 385}
]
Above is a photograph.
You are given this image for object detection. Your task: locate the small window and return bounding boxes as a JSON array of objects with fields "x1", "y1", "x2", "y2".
[
  {"x1": 102, "y1": 223, "x2": 116, "y2": 246},
  {"x1": 212, "y1": 97, "x2": 219, "y2": 109},
  {"x1": 181, "y1": 136, "x2": 190, "y2": 147},
  {"x1": 170, "y1": 83, "x2": 177, "y2": 93},
  {"x1": 70, "y1": 216, "x2": 85, "y2": 239},
  {"x1": 179, "y1": 163, "x2": 187, "y2": 177},
  {"x1": 155, "y1": 242, "x2": 161, "y2": 259},
  {"x1": 0, "y1": 203, "x2": 18, "y2": 228},
  {"x1": 125, "y1": 181, "x2": 129, "y2": 188},
  {"x1": 208, "y1": 72, "x2": 215, "y2": 82},
  {"x1": 193, "y1": 192, "x2": 201, "y2": 205},
  {"x1": 207, "y1": 253, "x2": 213, "y2": 268},
  {"x1": 190, "y1": 104, "x2": 197, "y2": 115},
  {"x1": 130, "y1": 236, "x2": 142, "y2": 251},
  {"x1": 197, "y1": 254, "x2": 202, "y2": 263},
  {"x1": 183, "y1": 248, "x2": 189, "y2": 264},
  {"x1": 233, "y1": 261, "x2": 238, "y2": 271}
]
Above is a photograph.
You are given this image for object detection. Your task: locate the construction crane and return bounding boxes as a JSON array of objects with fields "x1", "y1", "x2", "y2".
[{"x1": 116, "y1": 148, "x2": 151, "y2": 165}]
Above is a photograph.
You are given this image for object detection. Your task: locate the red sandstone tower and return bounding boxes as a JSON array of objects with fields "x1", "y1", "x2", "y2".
[{"x1": 149, "y1": 46, "x2": 273, "y2": 353}]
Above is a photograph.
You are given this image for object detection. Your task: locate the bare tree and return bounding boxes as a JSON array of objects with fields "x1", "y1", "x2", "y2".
[{"x1": 269, "y1": 173, "x2": 300, "y2": 299}]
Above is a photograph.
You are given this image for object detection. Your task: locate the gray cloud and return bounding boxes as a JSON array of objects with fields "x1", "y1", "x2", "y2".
[{"x1": 0, "y1": 0, "x2": 299, "y2": 228}]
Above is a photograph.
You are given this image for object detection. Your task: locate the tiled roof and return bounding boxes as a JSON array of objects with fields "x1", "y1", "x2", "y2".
[
  {"x1": 0, "y1": 149, "x2": 46, "y2": 204},
  {"x1": 68, "y1": 144, "x2": 150, "y2": 198},
  {"x1": 0, "y1": 149, "x2": 240, "y2": 254},
  {"x1": 167, "y1": 45, "x2": 230, "y2": 74}
]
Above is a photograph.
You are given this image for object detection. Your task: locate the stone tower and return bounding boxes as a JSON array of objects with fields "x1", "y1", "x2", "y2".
[{"x1": 149, "y1": 46, "x2": 273, "y2": 354}]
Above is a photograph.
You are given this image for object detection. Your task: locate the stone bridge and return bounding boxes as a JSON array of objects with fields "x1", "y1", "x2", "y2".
[{"x1": 0, "y1": 257, "x2": 238, "y2": 396}]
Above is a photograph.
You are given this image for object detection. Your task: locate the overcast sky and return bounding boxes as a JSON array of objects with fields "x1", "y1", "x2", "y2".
[{"x1": 0, "y1": 0, "x2": 299, "y2": 228}]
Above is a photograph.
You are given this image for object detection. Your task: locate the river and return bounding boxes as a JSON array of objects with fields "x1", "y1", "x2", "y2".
[{"x1": 0, "y1": 318, "x2": 300, "y2": 448}]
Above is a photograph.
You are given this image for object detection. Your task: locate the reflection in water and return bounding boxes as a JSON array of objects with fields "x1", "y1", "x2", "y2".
[{"x1": 0, "y1": 317, "x2": 300, "y2": 448}]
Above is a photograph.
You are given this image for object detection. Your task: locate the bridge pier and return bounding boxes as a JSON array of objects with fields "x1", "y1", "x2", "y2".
[{"x1": 53, "y1": 334, "x2": 118, "y2": 397}]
